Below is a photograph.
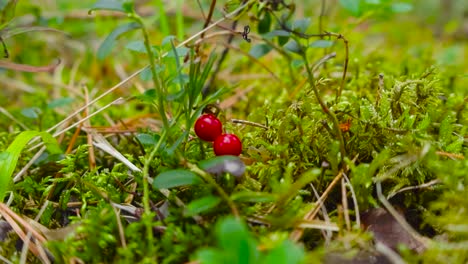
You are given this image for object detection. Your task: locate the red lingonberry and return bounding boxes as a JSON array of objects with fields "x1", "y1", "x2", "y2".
[
  {"x1": 194, "y1": 114, "x2": 223, "y2": 141},
  {"x1": 213, "y1": 134, "x2": 242, "y2": 156}
]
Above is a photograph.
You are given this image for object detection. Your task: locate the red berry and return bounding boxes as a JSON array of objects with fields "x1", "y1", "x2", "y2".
[
  {"x1": 213, "y1": 134, "x2": 242, "y2": 156},
  {"x1": 194, "y1": 114, "x2": 223, "y2": 141}
]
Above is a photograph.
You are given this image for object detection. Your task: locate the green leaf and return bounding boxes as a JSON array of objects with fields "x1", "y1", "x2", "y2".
[
  {"x1": 140, "y1": 67, "x2": 152, "y2": 81},
  {"x1": 198, "y1": 156, "x2": 246, "y2": 178},
  {"x1": 310, "y1": 39, "x2": 334, "y2": 48},
  {"x1": 292, "y1": 18, "x2": 311, "y2": 34},
  {"x1": 125, "y1": 40, "x2": 147, "y2": 53},
  {"x1": 89, "y1": 0, "x2": 131, "y2": 14},
  {"x1": 135, "y1": 133, "x2": 159, "y2": 146},
  {"x1": 195, "y1": 216, "x2": 260, "y2": 263},
  {"x1": 161, "y1": 35, "x2": 176, "y2": 46},
  {"x1": 167, "y1": 46, "x2": 189, "y2": 58},
  {"x1": 166, "y1": 39, "x2": 187, "y2": 103},
  {"x1": 153, "y1": 169, "x2": 202, "y2": 189},
  {"x1": 257, "y1": 11, "x2": 271, "y2": 34},
  {"x1": 264, "y1": 29, "x2": 290, "y2": 39},
  {"x1": 264, "y1": 30, "x2": 290, "y2": 46},
  {"x1": 278, "y1": 36, "x2": 289, "y2": 46},
  {"x1": 215, "y1": 217, "x2": 258, "y2": 263},
  {"x1": 185, "y1": 195, "x2": 222, "y2": 216},
  {"x1": 137, "y1": 88, "x2": 157, "y2": 102},
  {"x1": 339, "y1": 0, "x2": 362, "y2": 17},
  {"x1": 47, "y1": 97, "x2": 74, "y2": 109},
  {"x1": 0, "y1": 131, "x2": 62, "y2": 201},
  {"x1": 249, "y1": 44, "x2": 273, "y2": 59},
  {"x1": 97, "y1": 22, "x2": 140, "y2": 60},
  {"x1": 391, "y1": 2, "x2": 412, "y2": 13},
  {"x1": 231, "y1": 191, "x2": 277, "y2": 203},
  {"x1": 195, "y1": 249, "x2": 224, "y2": 264},
  {"x1": 263, "y1": 240, "x2": 305, "y2": 264},
  {"x1": 284, "y1": 39, "x2": 302, "y2": 54},
  {"x1": 188, "y1": 52, "x2": 216, "y2": 108},
  {"x1": 0, "y1": 0, "x2": 17, "y2": 30},
  {"x1": 21, "y1": 107, "x2": 41, "y2": 119}
]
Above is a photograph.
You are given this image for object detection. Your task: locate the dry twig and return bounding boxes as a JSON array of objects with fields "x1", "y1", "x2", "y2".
[{"x1": 290, "y1": 154, "x2": 358, "y2": 242}]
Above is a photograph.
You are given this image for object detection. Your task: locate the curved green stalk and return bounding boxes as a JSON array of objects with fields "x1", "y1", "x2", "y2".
[
  {"x1": 301, "y1": 51, "x2": 347, "y2": 162},
  {"x1": 129, "y1": 14, "x2": 169, "y2": 130},
  {"x1": 187, "y1": 163, "x2": 239, "y2": 218}
]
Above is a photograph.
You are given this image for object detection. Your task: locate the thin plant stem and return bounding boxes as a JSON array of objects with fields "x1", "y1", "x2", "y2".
[
  {"x1": 187, "y1": 163, "x2": 239, "y2": 217},
  {"x1": 141, "y1": 129, "x2": 167, "y2": 260},
  {"x1": 302, "y1": 51, "x2": 347, "y2": 160},
  {"x1": 201, "y1": 0, "x2": 217, "y2": 40},
  {"x1": 325, "y1": 32, "x2": 349, "y2": 101},
  {"x1": 155, "y1": 0, "x2": 169, "y2": 35},
  {"x1": 130, "y1": 14, "x2": 170, "y2": 129},
  {"x1": 176, "y1": 0, "x2": 184, "y2": 40},
  {"x1": 318, "y1": 0, "x2": 326, "y2": 35}
]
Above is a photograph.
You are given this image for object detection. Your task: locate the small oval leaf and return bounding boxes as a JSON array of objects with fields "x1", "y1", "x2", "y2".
[
  {"x1": 125, "y1": 41, "x2": 147, "y2": 53},
  {"x1": 135, "y1": 133, "x2": 158, "y2": 146},
  {"x1": 284, "y1": 39, "x2": 302, "y2": 54},
  {"x1": 153, "y1": 169, "x2": 202, "y2": 189},
  {"x1": 257, "y1": 12, "x2": 271, "y2": 34},
  {"x1": 21, "y1": 107, "x2": 41, "y2": 119},
  {"x1": 47, "y1": 97, "x2": 74, "y2": 109},
  {"x1": 185, "y1": 196, "x2": 222, "y2": 216},
  {"x1": 249, "y1": 44, "x2": 273, "y2": 59},
  {"x1": 97, "y1": 22, "x2": 140, "y2": 60},
  {"x1": 292, "y1": 18, "x2": 311, "y2": 34}
]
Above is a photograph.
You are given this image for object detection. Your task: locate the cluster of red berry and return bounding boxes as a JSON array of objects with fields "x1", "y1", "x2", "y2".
[{"x1": 194, "y1": 114, "x2": 242, "y2": 156}]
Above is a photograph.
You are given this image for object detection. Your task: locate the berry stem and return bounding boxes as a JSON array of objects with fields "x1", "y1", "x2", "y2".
[{"x1": 188, "y1": 163, "x2": 239, "y2": 218}]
